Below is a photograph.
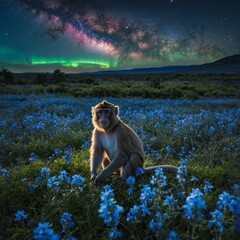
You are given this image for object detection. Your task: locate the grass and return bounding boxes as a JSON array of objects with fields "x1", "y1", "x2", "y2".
[
  {"x1": 0, "y1": 72, "x2": 240, "y2": 99},
  {"x1": 0, "y1": 94, "x2": 240, "y2": 239}
]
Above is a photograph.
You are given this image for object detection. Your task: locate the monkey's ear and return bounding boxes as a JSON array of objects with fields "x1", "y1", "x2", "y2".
[
  {"x1": 114, "y1": 106, "x2": 119, "y2": 115},
  {"x1": 91, "y1": 107, "x2": 96, "y2": 116}
]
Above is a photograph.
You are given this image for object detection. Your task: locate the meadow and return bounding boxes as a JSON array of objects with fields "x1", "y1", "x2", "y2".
[
  {"x1": 0, "y1": 93, "x2": 240, "y2": 239},
  {"x1": 0, "y1": 72, "x2": 240, "y2": 99}
]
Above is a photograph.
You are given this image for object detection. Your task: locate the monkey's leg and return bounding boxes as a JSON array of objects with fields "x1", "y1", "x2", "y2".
[
  {"x1": 103, "y1": 157, "x2": 121, "y2": 177},
  {"x1": 120, "y1": 153, "x2": 143, "y2": 179},
  {"x1": 102, "y1": 157, "x2": 111, "y2": 169},
  {"x1": 95, "y1": 153, "x2": 128, "y2": 182}
]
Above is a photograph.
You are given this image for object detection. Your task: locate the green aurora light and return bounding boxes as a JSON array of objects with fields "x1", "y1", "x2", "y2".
[
  {"x1": 31, "y1": 57, "x2": 117, "y2": 69},
  {"x1": 0, "y1": 47, "x2": 118, "y2": 72}
]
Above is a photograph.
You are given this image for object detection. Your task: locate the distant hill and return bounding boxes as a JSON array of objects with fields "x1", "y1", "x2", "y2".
[
  {"x1": 89, "y1": 54, "x2": 240, "y2": 74},
  {"x1": 209, "y1": 54, "x2": 240, "y2": 66}
]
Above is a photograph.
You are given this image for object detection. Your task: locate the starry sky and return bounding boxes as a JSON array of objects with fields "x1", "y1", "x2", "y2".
[{"x1": 0, "y1": 0, "x2": 240, "y2": 73}]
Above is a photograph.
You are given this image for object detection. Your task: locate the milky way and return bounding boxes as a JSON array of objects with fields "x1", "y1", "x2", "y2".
[{"x1": 0, "y1": 0, "x2": 239, "y2": 72}]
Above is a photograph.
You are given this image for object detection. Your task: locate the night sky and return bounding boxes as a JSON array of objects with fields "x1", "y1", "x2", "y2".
[{"x1": 0, "y1": 0, "x2": 240, "y2": 73}]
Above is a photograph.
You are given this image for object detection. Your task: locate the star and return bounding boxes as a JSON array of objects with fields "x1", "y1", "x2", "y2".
[{"x1": 0, "y1": 0, "x2": 239, "y2": 73}]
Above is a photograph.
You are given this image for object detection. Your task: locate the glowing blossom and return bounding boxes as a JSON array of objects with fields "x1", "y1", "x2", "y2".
[
  {"x1": 60, "y1": 212, "x2": 75, "y2": 231},
  {"x1": 33, "y1": 222, "x2": 60, "y2": 240},
  {"x1": 15, "y1": 210, "x2": 28, "y2": 221},
  {"x1": 183, "y1": 188, "x2": 207, "y2": 221},
  {"x1": 99, "y1": 185, "x2": 124, "y2": 239},
  {"x1": 0, "y1": 168, "x2": 10, "y2": 177},
  {"x1": 208, "y1": 210, "x2": 224, "y2": 233}
]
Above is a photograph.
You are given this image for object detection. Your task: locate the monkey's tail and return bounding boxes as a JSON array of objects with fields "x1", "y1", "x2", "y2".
[{"x1": 144, "y1": 165, "x2": 178, "y2": 175}]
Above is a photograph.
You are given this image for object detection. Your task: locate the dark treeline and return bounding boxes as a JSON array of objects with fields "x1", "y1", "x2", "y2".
[{"x1": 0, "y1": 69, "x2": 239, "y2": 99}]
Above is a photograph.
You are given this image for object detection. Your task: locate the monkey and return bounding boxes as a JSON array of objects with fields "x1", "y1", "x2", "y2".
[{"x1": 90, "y1": 100, "x2": 178, "y2": 182}]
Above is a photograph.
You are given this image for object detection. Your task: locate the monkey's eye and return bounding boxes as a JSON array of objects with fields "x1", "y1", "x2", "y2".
[
  {"x1": 96, "y1": 108, "x2": 111, "y2": 115},
  {"x1": 97, "y1": 109, "x2": 103, "y2": 114},
  {"x1": 103, "y1": 109, "x2": 111, "y2": 114}
]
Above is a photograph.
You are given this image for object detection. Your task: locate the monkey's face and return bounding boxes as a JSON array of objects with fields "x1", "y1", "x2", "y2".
[
  {"x1": 96, "y1": 108, "x2": 112, "y2": 129},
  {"x1": 92, "y1": 100, "x2": 119, "y2": 131}
]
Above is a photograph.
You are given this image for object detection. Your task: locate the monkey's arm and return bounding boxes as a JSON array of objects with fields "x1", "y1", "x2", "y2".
[
  {"x1": 90, "y1": 130, "x2": 104, "y2": 180},
  {"x1": 95, "y1": 152, "x2": 128, "y2": 182}
]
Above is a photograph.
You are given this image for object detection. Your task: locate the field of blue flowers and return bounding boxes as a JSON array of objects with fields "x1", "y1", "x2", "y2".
[{"x1": 0, "y1": 94, "x2": 239, "y2": 239}]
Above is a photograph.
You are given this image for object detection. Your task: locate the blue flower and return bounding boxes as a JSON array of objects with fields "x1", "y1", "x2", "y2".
[
  {"x1": 140, "y1": 203, "x2": 151, "y2": 216},
  {"x1": 166, "y1": 231, "x2": 180, "y2": 240},
  {"x1": 126, "y1": 205, "x2": 140, "y2": 222},
  {"x1": 217, "y1": 191, "x2": 231, "y2": 210},
  {"x1": 227, "y1": 195, "x2": 240, "y2": 231},
  {"x1": 126, "y1": 176, "x2": 135, "y2": 195},
  {"x1": 36, "y1": 176, "x2": 43, "y2": 185},
  {"x1": 15, "y1": 210, "x2": 28, "y2": 221},
  {"x1": 0, "y1": 168, "x2": 10, "y2": 177},
  {"x1": 177, "y1": 190, "x2": 186, "y2": 200},
  {"x1": 165, "y1": 145, "x2": 174, "y2": 154},
  {"x1": 71, "y1": 174, "x2": 85, "y2": 191},
  {"x1": 183, "y1": 188, "x2": 207, "y2": 221},
  {"x1": 47, "y1": 176, "x2": 61, "y2": 191},
  {"x1": 233, "y1": 184, "x2": 240, "y2": 195},
  {"x1": 54, "y1": 148, "x2": 62, "y2": 155},
  {"x1": 177, "y1": 159, "x2": 188, "y2": 187},
  {"x1": 136, "y1": 167, "x2": 145, "y2": 176},
  {"x1": 63, "y1": 149, "x2": 73, "y2": 164},
  {"x1": 29, "y1": 152, "x2": 39, "y2": 162},
  {"x1": 152, "y1": 168, "x2": 167, "y2": 188},
  {"x1": 30, "y1": 184, "x2": 39, "y2": 192},
  {"x1": 58, "y1": 170, "x2": 71, "y2": 183},
  {"x1": 21, "y1": 178, "x2": 27, "y2": 185},
  {"x1": 208, "y1": 210, "x2": 224, "y2": 233},
  {"x1": 99, "y1": 185, "x2": 124, "y2": 239},
  {"x1": 40, "y1": 167, "x2": 50, "y2": 178},
  {"x1": 203, "y1": 180, "x2": 214, "y2": 194},
  {"x1": 179, "y1": 145, "x2": 186, "y2": 157},
  {"x1": 36, "y1": 122, "x2": 45, "y2": 130},
  {"x1": 149, "y1": 212, "x2": 164, "y2": 236},
  {"x1": 60, "y1": 212, "x2": 75, "y2": 231},
  {"x1": 188, "y1": 147, "x2": 196, "y2": 158},
  {"x1": 33, "y1": 222, "x2": 60, "y2": 240},
  {"x1": 190, "y1": 176, "x2": 199, "y2": 182},
  {"x1": 140, "y1": 184, "x2": 156, "y2": 205},
  {"x1": 112, "y1": 205, "x2": 124, "y2": 227},
  {"x1": 230, "y1": 197, "x2": 240, "y2": 216},
  {"x1": 0, "y1": 133, "x2": 6, "y2": 140},
  {"x1": 127, "y1": 187, "x2": 133, "y2": 195},
  {"x1": 209, "y1": 126, "x2": 216, "y2": 135},
  {"x1": 164, "y1": 195, "x2": 177, "y2": 208},
  {"x1": 126, "y1": 176, "x2": 135, "y2": 185},
  {"x1": 108, "y1": 227, "x2": 123, "y2": 239}
]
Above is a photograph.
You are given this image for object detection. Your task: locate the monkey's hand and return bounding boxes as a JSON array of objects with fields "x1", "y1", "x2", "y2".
[
  {"x1": 95, "y1": 172, "x2": 107, "y2": 182},
  {"x1": 91, "y1": 174, "x2": 97, "y2": 181}
]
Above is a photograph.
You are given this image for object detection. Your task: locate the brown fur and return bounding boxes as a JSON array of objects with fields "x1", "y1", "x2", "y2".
[{"x1": 90, "y1": 100, "x2": 178, "y2": 182}]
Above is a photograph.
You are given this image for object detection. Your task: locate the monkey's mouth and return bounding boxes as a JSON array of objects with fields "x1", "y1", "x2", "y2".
[{"x1": 99, "y1": 120, "x2": 109, "y2": 128}]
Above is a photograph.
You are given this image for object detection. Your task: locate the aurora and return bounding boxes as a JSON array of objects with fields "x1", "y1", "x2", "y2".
[
  {"x1": 31, "y1": 58, "x2": 117, "y2": 69},
  {"x1": 0, "y1": 0, "x2": 239, "y2": 73}
]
